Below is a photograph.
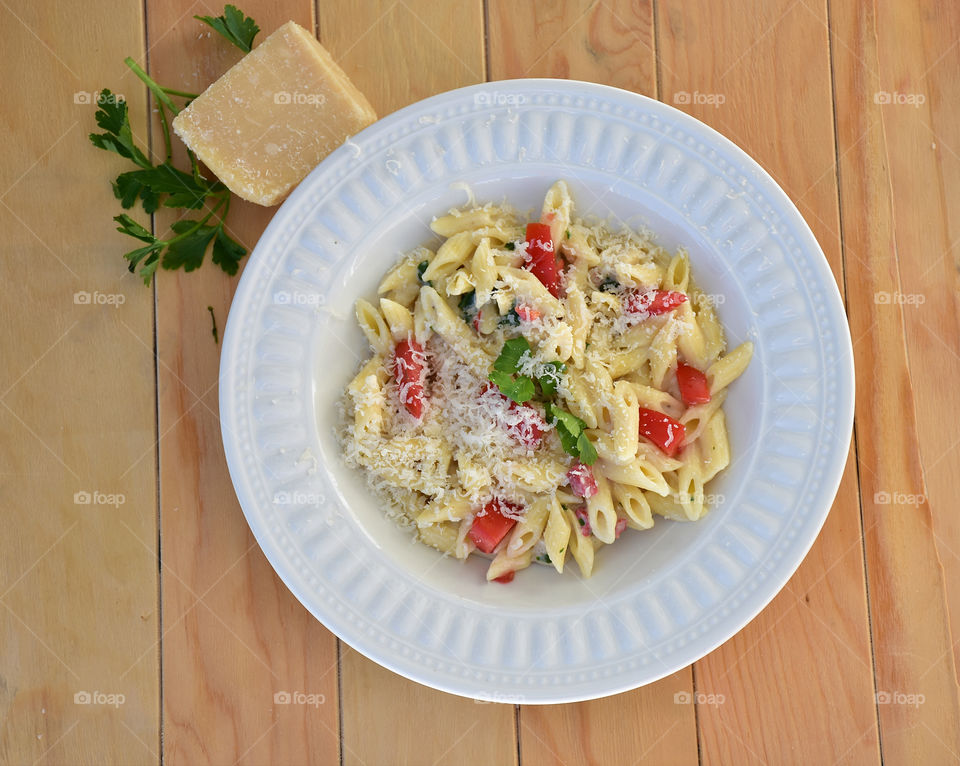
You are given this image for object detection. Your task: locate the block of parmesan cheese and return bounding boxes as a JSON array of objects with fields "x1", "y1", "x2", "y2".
[{"x1": 172, "y1": 21, "x2": 377, "y2": 206}]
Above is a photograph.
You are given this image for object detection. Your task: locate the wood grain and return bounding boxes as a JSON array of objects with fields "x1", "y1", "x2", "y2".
[
  {"x1": 657, "y1": 0, "x2": 881, "y2": 763},
  {"x1": 0, "y1": 0, "x2": 160, "y2": 764},
  {"x1": 487, "y1": 3, "x2": 698, "y2": 763},
  {"x1": 316, "y1": 2, "x2": 518, "y2": 763},
  {"x1": 488, "y1": 0, "x2": 656, "y2": 96},
  {"x1": 830, "y1": 0, "x2": 960, "y2": 762},
  {"x1": 143, "y1": 2, "x2": 340, "y2": 764},
  {"x1": 872, "y1": 0, "x2": 960, "y2": 681}
]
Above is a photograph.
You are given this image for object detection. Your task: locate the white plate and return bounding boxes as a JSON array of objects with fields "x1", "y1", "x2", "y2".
[{"x1": 220, "y1": 79, "x2": 855, "y2": 703}]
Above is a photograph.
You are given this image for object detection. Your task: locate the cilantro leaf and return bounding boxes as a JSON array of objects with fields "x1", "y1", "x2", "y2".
[
  {"x1": 89, "y1": 90, "x2": 151, "y2": 169},
  {"x1": 195, "y1": 5, "x2": 260, "y2": 52},
  {"x1": 545, "y1": 403, "x2": 596, "y2": 463},
  {"x1": 211, "y1": 226, "x2": 246, "y2": 275},
  {"x1": 488, "y1": 371, "x2": 534, "y2": 403},
  {"x1": 162, "y1": 221, "x2": 219, "y2": 272},
  {"x1": 493, "y1": 337, "x2": 531, "y2": 373}
]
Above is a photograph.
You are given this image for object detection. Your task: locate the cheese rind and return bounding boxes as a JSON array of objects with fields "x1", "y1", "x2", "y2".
[{"x1": 172, "y1": 21, "x2": 377, "y2": 206}]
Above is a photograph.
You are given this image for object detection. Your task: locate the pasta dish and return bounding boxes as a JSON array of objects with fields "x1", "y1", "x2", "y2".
[{"x1": 339, "y1": 181, "x2": 752, "y2": 582}]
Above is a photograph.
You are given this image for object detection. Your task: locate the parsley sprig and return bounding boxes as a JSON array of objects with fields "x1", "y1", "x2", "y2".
[
  {"x1": 488, "y1": 337, "x2": 597, "y2": 464},
  {"x1": 195, "y1": 5, "x2": 260, "y2": 52},
  {"x1": 89, "y1": 7, "x2": 259, "y2": 284}
]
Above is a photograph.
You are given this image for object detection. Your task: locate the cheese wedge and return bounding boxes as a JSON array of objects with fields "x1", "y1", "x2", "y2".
[{"x1": 173, "y1": 21, "x2": 377, "y2": 206}]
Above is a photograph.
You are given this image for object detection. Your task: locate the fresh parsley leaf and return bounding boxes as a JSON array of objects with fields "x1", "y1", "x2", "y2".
[
  {"x1": 162, "y1": 221, "x2": 219, "y2": 272},
  {"x1": 211, "y1": 226, "x2": 246, "y2": 275},
  {"x1": 458, "y1": 290, "x2": 477, "y2": 323},
  {"x1": 124, "y1": 243, "x2": 164, "y2": 284},
  {"x1": 504, "y1": 241, "x2": 516, "y2": 251},
  {"x1": 113, "y1": 171, "x2": 160, "y2": 213},
  {"x1": 89, "y1": 90, "x2": 151, "y2": 169},
  {"x1": 195, "y1": 5, "x2": 260, "y2": 52},
  {"x1": 493, "y1": 337, "x2": 531, "y2": 373},
  {"x1": 498, "y1": 306, "x2": 520, "y2": 327},
  {"x1": 565, "y1": 229, "x2": 571, "y2": 239},
  {"x1": 537, "y1": 361, "x2": 565, "y2": 398},
  {"x1": 114, "y1": 213, "x2": 155, "y2": 243},
  {"x1": 545, "y1": 403, "x2": 596, "y2": 462},
  {"x1": 417, "y1": 259, "x2": 430, "y2": 284},
  {"x1": 488, "y1": 371, "x2": 534, "y2": 403},
  {"x1": 576, "y1": 431, "x2": 598, "y2": 465}
]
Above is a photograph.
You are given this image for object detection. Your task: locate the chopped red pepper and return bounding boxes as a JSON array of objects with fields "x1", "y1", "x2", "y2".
[
  {"x1": 493, "y1": 571, "x2": 515, "y2": 584},
  {"x1": 481, "y1": 383, "x2": 545, "y2": 448},
  {"x1": 524, "y1": 222, "x2": 563, "y2": 298},
  {"x1": 392, "y1": 338, "x2": 426, "y2": 419},
  {"x1": 567, "y1": 461, "x2": 598, "y2": 498},
  {"x1": 676, "y1": 361, "x2": 711, "y2": 406},
  {"x1": 638, "y1": 406, "x2": 686, "y2": 457},
  {"x1": 623, "y1": 289, "x2": 687, "y2": 317},
  {"x1": 516, "y1": 304, "x2": 541, "y2": 322},
  {"x1": 468, "y1": 498, "x2": 520, "y2": 554}
]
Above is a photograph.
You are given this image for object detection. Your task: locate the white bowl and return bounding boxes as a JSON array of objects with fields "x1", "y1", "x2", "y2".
[{"x1": 220, "y1": 79, "x2": 855, "y2": 703}]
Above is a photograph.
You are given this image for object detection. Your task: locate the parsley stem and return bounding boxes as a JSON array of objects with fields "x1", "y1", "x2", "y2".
[
  {"x1": 163, "y1": 197, "x2": 227, "y2": 245},
  {"x1": 124, "y1": 57, "x2": 181, "y2": 115},
  {"x1": 161, "y1": 87, "x2": 199, "y2": 99},
  {"x1": 156, "y1": 103, "x2": 173, "y2": 163}
]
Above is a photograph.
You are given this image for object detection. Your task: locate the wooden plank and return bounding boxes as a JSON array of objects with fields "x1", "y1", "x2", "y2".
[
  {"x1": 142, "y1": 3, "x2": 340, "y2": 764},
  {"x1": 873, "y1": 0, "x2": 960, "y2": 679},
  {"x1": 487, "y1": 3, "x2": 698, "y2": 764},
  {"x1": 0, "y1": 0, "x2": 158, "y2": 764},
  {"x1": 340, "y1": 648, "x2": 517, "y2": 765},
  {"x1": 488, "y1": 0, "x2": 656, "y2": 96},
  {"x1": 657, "y1": 0, "x2": 881, "y2": 763},
  {"x1": 316, "y1": 1, "x2": 515, "y2": 763},
  {"x1": 830, "y1": 1, "x2": 960, "y2": 762}
]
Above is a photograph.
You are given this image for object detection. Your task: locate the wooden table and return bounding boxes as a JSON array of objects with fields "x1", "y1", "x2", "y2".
[{"x1": 3, "y1": 0, "x2": 959, "y2": 763}]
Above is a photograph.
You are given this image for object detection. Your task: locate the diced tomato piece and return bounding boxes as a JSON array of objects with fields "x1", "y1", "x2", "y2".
[
  {"x1": 574, "y1": 506, "x2": 592, "y2": 536},
  {"x1": 637, "y1": 407, "x2": 686, "y2": 457},
  {"x1": 516, "y1": 304, "x2": 541, "y2": 322},
  {"x1": 393, "y1": 338, "x2": 426, "y2": 419},
  {"x1": 493, "y1": 571, "x2": 515, "y2": 584},
  {"x1": 676, "y1": 361, "x2": 711, "y2": 406},
  {"x1": 567, "y1": 461, "x2": 598, "y2": 498},
  {"x1": 623, "y1": 289, "x2": 687, "y2": 317},
  {"x1": 481, "y1": 383, "x2": 545, "y2": 448},
  {"x1": 468, "y1": 498, "x2": 520, "y2": 554},
  {"x1": 615, "y1": 518, "x2": 628, "y2": 539},
  {"x1": 524, "y1": 222, "x2": 564, "y2": 298}
]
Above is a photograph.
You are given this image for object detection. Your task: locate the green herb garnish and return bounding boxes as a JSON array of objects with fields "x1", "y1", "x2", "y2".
[
  {"x1": 89, "y1": 10, "x2": 258, "y2": 284},
  {"x1": 598, "y1": 276, "x2": 620, "y2": 292},
  {"x1": 195, "y1": 5, "x2": 260, "y2": 52},
  {"x1": 504, "y1": 241, "x2": 516, "y2": 251},
  {"x1": 458, "y1": 290, "x2": 477, "y2": 324},
  {"x1": 417, "y1": 260, "x2": 431, "y2": 285},
  {"x1": 565, "y1": 229, "x2": 571, "y2": 239},
  {"x1": 489, "y1": 337, "x2": 569, "y2": 406},
  {"x1": 545, "y1": 402, "x2": 597, "y2": 465}
]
